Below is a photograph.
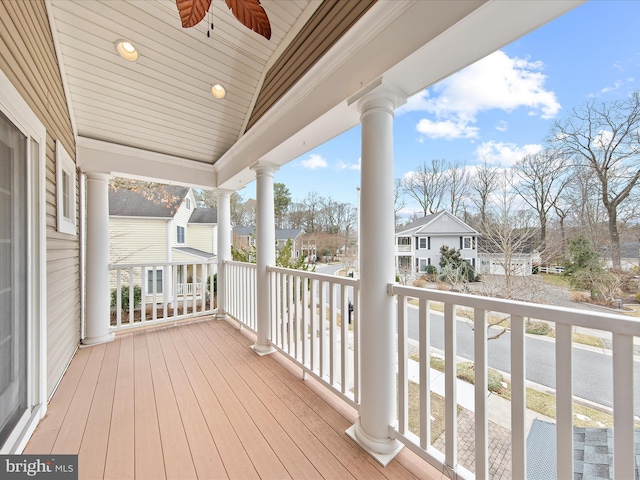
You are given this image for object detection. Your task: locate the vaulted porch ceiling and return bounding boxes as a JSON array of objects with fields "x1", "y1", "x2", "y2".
[{"x1": 48, "y1": 0, "x2": 584, "y2": 190}]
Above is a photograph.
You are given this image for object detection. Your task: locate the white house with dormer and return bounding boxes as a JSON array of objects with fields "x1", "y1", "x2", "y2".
[{"x1": 395, "y1": 211, "x2": 479, "y2": 274}]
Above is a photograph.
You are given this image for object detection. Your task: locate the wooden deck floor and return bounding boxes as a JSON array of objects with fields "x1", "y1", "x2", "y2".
[{"x1": 25, "y1": 317, "x2": 445, "y2": 479}]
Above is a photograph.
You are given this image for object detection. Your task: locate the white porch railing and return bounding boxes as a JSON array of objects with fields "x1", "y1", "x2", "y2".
[
  {"x1": 397, "y1": 245, "x2": 412, "y2": 253},
  {"x1": 392, "y1": 284, "x2": 639, "y2": 480},
  {"x1": 109, "y1": 260, "x2": 216, "y2": 332},
  {"x1": 225, "y1": 261, "x2": 258, "y2": 332},
  {"x1": 268, "y1": 266, "x2": 360, "y2": 408}
]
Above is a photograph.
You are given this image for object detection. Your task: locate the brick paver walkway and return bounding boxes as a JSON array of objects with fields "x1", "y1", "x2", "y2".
[{"x1": 433, "y1": 408, "x2": 513, "y2": 479}]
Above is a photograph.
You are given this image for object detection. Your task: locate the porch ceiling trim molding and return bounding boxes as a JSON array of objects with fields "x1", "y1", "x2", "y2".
[{"x1": 76, "y1": 137, "x2": 217, "y2": 189}]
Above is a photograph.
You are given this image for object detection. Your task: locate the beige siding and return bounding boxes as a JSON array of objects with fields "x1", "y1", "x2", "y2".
[
  {"x1": 0, "y1": 0, "x2": 79, "y2": 397},
  {"x1": 186, "y1": 225, "x2": 214, "y2": 253},
  {"x1": 110, "y1": 218, "x2": 169, "y2": 265},
  {"x1": 171, "y1": 190, "x2": 196, "y2": 245}
]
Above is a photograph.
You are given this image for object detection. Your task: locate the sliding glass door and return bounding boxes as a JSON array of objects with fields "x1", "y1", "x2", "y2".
[{"x1": 0, "y1": 111, "x2": 27, "y2": 447}]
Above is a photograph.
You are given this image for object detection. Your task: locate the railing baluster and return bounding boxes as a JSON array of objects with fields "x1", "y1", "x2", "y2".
[
  {"x1": 353, "y1": 283, "x2": 359, "y2": 405},
  {"x1": 128, "y1": 268, "x2": 134, "y2": 326},
  {"x1": 319, "y1": 279, "x2": 326, "y2": 379},
  {"x1": 329, "y1": 282, "x2": 335, "y2": 386},
  {"x1": 152, "y1": 267, "x2": 157, "y2": 322},
  {"x1": 511, "y1": 314, "x2": 526, "y2": 480},
  {"x1": 419, "y1": 299, "x2": 430, "y2": 449},
  {"x1": 140, "y1": 266, "x2": 146, "y2": 323},
  {"x1": 302, "y1": 276, "x2": 309, "y2": 368},
  {"x1": 612, "y1": 333, "x2": 634, "y2": 480},
  {"x1": 310, "y1": 278, "x2": 316, "y2": 372},
  {"x1": 474, "y1": 308, "x2": 488, "y2": 480},
  {"x1": 397, "y1": 294, "x2": 408, "y2": 435},
  {"x1": 556, "y1": 323, "x2": 573, "y2": 480},
  {"x1": 340, "y1": 283, "x2": 347, "y2": 394},
  {"x1": 116, "y1": 267, "x2": 122, "y2": 328},
  {"x1": 444, "y1": 302, "x2": 457, "y2": 471},
  {"x1": 294, "y1": 274, "x2": 299, "y2": 360}
]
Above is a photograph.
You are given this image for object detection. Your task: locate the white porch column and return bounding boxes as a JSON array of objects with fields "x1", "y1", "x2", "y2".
[
  {"x1": 82, "y1": 172, "x2": 115, "y2": 346},
  {"x1": 346, "y1": 80, "x2": 405, "y2": 465},
  {"x1": 251, "y1": 162, "x2": 277, "y2": 355},
  {"x1": 215, "y1": 189, "x2": 232, "y2": 319}
]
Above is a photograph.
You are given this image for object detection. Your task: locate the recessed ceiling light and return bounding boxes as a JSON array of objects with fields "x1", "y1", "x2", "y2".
[
  {"x1": 211, "y1": 84, "x2": 226, "y2": 99},
  {"x1": 115, "y1": 39, "x2": 139, "y2": 62}
]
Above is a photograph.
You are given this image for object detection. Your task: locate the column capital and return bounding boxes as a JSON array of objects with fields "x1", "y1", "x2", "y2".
[
  {"x1": 250, "y1": 160, "x2": 279, "y2": 176},
  {"x1": 215, "y1": 188, "x2": 234, "y2": 198},
  {"x1": 84, "y1": 171, "x2": 111, "y2": 182},
  {"x1": 348, "y1": 78, "x2": 407, "y2": 115}
]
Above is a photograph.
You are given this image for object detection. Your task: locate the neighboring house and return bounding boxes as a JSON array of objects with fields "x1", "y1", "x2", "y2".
[
  {"x1": 602, "y1": 241, "x2": 640, "y2": 271},
  {"x1": 109, "y1": 186, "x2": 217, "y2": 300},
  {"x1": 395, "y1": 211, "x2": 479, "y2": 274},
  {"x1": 476, "y1": 236, "x2": 540, "y2": 277},
  {"x1": 233, "y1": 227, "x2": 305, "y2": 259}
]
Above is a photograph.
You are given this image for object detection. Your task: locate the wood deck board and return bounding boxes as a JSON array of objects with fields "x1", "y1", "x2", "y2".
[
  {"x1": 24, "y1": 316, "x2": 442, "y2": 480},
  {"x1": 145, "y1": 330, "x2": 198, "y2": 480},
  {"x1": 133, "y1": 333, "x2": 166, "y2": 480},
  {"x1": 77, "y1": 340, "x2": 120, "y2": 479},
  {"x1": 179, "y1": 324, "x2": 292, "y2": 480},
  {"x1": 202, "y1": 321, "x2": 362, "y2": 480},
  {"x1": 168, "y1": 326, "x2": 260, "y2": 480}
]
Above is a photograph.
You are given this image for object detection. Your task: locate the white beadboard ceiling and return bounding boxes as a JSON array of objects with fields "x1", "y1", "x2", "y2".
[{"x1": 50, "y1": 0, "x2": 316, "y2": 163}]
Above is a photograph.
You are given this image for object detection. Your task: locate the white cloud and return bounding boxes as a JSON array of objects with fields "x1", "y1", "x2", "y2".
[
  {"x1": 337, "y1": 158, "x2": 361, "y2": 171},
  {"x1": 474, "y1": 141, "x2": 543, "y2": 167},
  {"x1": 601, "y1": 80, "x2": 623, "y2": 94},
  {"x1": 613, "y1": 61, "x2": 624, "y2": 72},
  {"x1": 416, "y1": 118, "x2": 479, "y2": 140},
  {"x1": 300, "y1": 154, "x2": 328, "y2": 169},
  {"x1": 495, "y1": 121, "x2": 509, "y2": 132},
  {"x1": 402, "y1": 50, "x2": 560, "y2": 140}
]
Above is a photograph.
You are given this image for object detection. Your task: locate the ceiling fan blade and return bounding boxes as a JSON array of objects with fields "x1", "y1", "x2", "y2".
[
  {"x1": 176, "y1": 0, "x2": 212, "y2": 28},
  {"x1": 225, "y1": 0, "x2": 271, "y2": 40}
]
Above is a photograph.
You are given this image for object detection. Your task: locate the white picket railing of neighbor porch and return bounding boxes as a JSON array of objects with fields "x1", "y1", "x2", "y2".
[{"x1": 109, "y1": 260, "x2": 217, "y2": 332}]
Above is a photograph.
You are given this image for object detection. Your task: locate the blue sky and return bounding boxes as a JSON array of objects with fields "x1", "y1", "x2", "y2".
[{"x1": 242, "y1": 1, "x2": 640, "y2": 214}]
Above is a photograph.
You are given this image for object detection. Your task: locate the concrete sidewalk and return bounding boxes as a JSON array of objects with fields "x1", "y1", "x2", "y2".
[{"x1": 405, "y1": 357, "x2": 554, "y2": 434}]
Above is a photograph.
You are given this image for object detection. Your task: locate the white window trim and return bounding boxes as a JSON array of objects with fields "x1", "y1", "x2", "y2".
[
  {"x1": 418, "y1": 237, "x2": 427, "y2": 249},
  {"x1": 176, "y1": 225, "x2": 186, "y2": 245},
  {"x1": 462, "y1": 235, "x2": 474, "y2": 250},
  {"x1": 419, "y1": 258, "x2": 428, "y2": 272},
  {"x1": 55, "y1": 140, "x2": 76, "y2": 235},
  {"x1": 0, "y1": 68, "x2": 47, "y2": 453},
  {"x1": 145, "y1": 267, "x2": 164, "y2": 295}
]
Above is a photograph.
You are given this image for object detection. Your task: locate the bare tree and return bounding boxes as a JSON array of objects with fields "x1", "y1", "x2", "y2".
[
  {"x1": 551, "y1": 91, "x2": 640, "y2": 269},
  {"x1": 445, "y1": 161, "x2": 471, "y2": 217},
  {"x1": 394, "y1": 178, "x2": 406, "y2": 228},
  {"x1": 303, "y1": 192, "x2": 323, "y2": 233},
  {"x1": 469, "y1": 159, "x2": 500, "y2": 226},
  {"x1": 402, "y1": 159, "x2": 448, "y2": 215},
  {"x1": 512, "y1": 149, "x2": 570, "y2": 261},
  {"x1": 230, "y1": 192, "x2": 255, "y2": 227},
  {"x1": 480, "y1": 170, "x2": 540, "y2": 296}
]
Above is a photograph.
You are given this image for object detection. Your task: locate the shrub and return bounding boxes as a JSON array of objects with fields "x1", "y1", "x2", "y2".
[
  {"x1": 570, "y1": 291, "x2": 589, "y2": 303},
  {"x1": 526, "y1": 321, "x2": 550, "y2": 336},
  {"x1": 636, "y1": 292, "x2": 640, "y2": 303},
  {"x1": 425, "y1": 265, "x2": 437, "y2": 276},
  {"x1": 110, "y1": 284, "x2": 141, "y2": 311},
  {"x1": 412, "y1": 277, "x2": 427, "y2": 288}
]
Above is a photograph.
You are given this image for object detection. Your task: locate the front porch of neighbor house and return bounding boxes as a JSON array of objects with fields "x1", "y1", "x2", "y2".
[{"x1": 25, "y1": 317, "x2": 440, "y2": 480}]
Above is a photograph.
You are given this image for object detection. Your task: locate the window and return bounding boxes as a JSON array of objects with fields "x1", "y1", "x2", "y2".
[
  {"x1": 419, "y1": 259, "x2": 428, "y2": 272},
  {"x1": 463, "y1": 236, "x2": 474, "y2": 249},
  {"x1": 419, "y1": 237, "x2": 427, "y2": 249},
  {"x1": 177, "y1": 225, "x2": 185, "y2": 244},
  {"x1": 146, "y1": 268, "x2": 163, "y2": 295},
  {"x1": 186, "y1": 198, "x2": 191, "y2": 210},
  {"x1": 55, "y1": 140, "x2": 76, "y2": 235}
]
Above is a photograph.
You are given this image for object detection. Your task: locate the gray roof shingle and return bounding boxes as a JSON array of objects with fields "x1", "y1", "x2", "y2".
[{"x1": 109, "y1": 185, "x2": 188, "y2": 217}]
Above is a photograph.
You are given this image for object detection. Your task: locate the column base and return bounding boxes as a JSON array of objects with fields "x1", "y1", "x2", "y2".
[
  {"x1": 80, "y1": 332, "x2": 115, "y2": 348},
  {"x1": 251, "y1": 343, "x2": 276, "y2": 356},
  {"x1": 346, "y1": 417, "x2": 403, "y2": 467},
  {"x1": 214, "y1": 312, "x2": 230, "y2": 320}
]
